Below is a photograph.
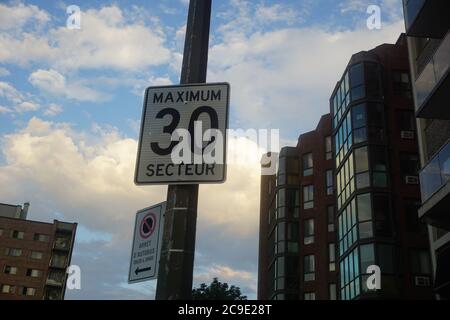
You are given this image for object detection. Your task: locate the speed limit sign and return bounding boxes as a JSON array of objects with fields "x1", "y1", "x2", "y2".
[{"x1": 134, "y1": 83, "x2": 230, "y2": 185}]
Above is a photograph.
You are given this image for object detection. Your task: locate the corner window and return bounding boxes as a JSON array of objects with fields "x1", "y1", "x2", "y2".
[
  {"x1": 350, "y1": 63, "x2": 365, "y2": 101},
  {"x1": 303, "y1": 153, "x2": 313, "y2": 176}
]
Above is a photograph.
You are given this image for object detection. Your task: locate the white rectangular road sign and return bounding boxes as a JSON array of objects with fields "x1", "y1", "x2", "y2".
[
  {"x1": 128, "y1": 202, "x2": 165, "y2": 284},
  {"x1": 134, "y1": 83, "x2": 230, "y2": 185}
]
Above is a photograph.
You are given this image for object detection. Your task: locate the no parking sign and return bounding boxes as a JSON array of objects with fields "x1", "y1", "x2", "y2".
[{"x1": 128, "y1": 202, "x2": 166, "y2": 283}]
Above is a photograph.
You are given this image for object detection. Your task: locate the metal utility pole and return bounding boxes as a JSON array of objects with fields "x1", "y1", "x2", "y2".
[{"x1": 155, "y1": 0, "x2": 212, "y2": 300}]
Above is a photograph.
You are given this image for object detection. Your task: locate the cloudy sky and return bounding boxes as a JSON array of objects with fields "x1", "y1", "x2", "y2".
[{"x1": 0, "y1": 0, "x2": 405, "y2": 299}]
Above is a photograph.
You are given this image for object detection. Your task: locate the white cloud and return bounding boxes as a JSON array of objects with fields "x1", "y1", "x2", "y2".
[
  {"x1": 0, "y1": 105, "x2": 11, "y2": 113},
  {"x1": 0, "y1": 67, "x2": 10, "y2": 77},
  {"x1": 0, "y1": 3, "x2": 50, "y2": 30},
  {"x1": 208, "y1": 20, "x2": 405, "y2": 134},
  {"x1": 0, "y1": 4, "x2": 172, "y2": 72},
  {"x1": 43, "y1": 103, "x2": 63, "y2": 116},
  {"x1": 15, "y1": 101, "x2": 40, "y2": 113},
  {"x1": 29, "y1": 69, "x2": 107, "y2": 102}
]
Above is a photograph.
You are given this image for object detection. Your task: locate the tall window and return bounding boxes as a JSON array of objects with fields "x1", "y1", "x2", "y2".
[
  {"x1": 326, "y1": 170, "x2": 334, "y2": 195},
  {"x1": 303, "y1": 185, "x2": 314, "y2": 209},
  {"x1": 355, "y1": 147, "x2": 370, "y2": 189},
  {"x1": 303, "y1": 153, "x2": 313, "y2": 176},
  {"x1": 350, "y1": 63, "x2": 365, "y2": 101},
  {"x1": 393, "y1": 71, "x2": 412, "y2": 99},
  {"x1": 358, "y1": 193, "x2": 373, "y2": 239},
  {"x1": 401, "y1": 153, "x2": 420, "y2": 178},
  {"x1": 304, "y1": 219, "x2": 314, "y2": 245},
  {"x1": 411, "y1": 250, "x2": 431, "y2": 275},
  {"x1": 304, "y1": 255, "x2": 315, "y2": 281},
  {"x1": 329, "y1": 283, "x2": 337, "y2": 300},
  {"x1": 329, "y1": 243, "x2": 336, "y2": 271},
  {"x1": 325, "y1": 136, "x2": 332, "y2": 160},
  {"x1": 327, "y1": 206, "x2": 335, "y2": 232}
]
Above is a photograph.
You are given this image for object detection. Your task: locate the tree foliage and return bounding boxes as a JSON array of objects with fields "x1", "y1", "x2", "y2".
[{"x1": 192, "y1": 278, "x2": 247, "y2": 300}]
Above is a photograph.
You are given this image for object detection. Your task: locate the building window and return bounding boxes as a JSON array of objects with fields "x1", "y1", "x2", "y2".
[
  {"x1": 303, "y1": 185, "x2": 314, "y2": 209},
  {"x1": 327, "y1": 206, "x2": 335, "y2": 232},
  {"x1": 1, "y1": 284, "x2": 15, "y2": 294},
  {"x1": 326, "y1": 170, "x2": 334, "y2": 195},
  {"x1": 397, "y1": 110, "x2": 416, "y2": 132},
  {"x1": 304, "y1": 255, "x2": 315, "y2": 281},
  {"x1": 371, "y1": 147, "x2": 388, "y2": 188},
  {"x1": 3, "y1": 266, "x2": 18, "y2": 275},
  {"x1": 393, "y1": 71, "x2": 412, "y2": 99},
  {"x1": 287, "y1": 223, "x2": 299, "y2": 253},
  {"x1": 340, "y1": 247, "x2": 361, "y2": 300},
  {"x1": 303, "y1": 153, "x2": 313, "y2": 176},
  {"x1": 5, "y1": 248, "x2": 22, "y2": 257},
  {"x1": 350, "y1": 63, "x2": 365, "y2": 101},
  {"x1": 401, "y1": 153, "x2": 420, "y2": 179},
  {"x1": 34, "y1": 233, "x2": 50, "y2": 242},
  {"x1": 329, "y1": 283, "x2": 337, "y2": 300},
  {"x1": 357, "y1": 193, "x2": 373, "y2": 239},
  {"x1": 304, "y1": 292, "x2": 316, "y2": 300},
  {"x1": 325, "y1": 136, "x2": 332, "y2": 160},
  {"x1": 10, "y1": 230, "x2": 25, "y2": 240},
  {"x1": 352, "y1": 103, "x2": 367, "y2": 144},
  {"x1": 411, "y1": 250, "x2": 431, "y2": 275},
  {"x1": 20, "y1": 287, "x2": 36, "y2": 296},
  {"x1": 338, "y1": 199, "x2": 358, "y2": 255},
  {"x1": 304, "y1": 219, "x2": 314, "y2": 245},
  {"x1": 329, "y1": 243, "x2": 336, "y2": 271},
  {"x1": 26, "y1": 269, "x2": 42, "y2": 278},
  {"x1": 30, "y1": 251, "x2": 43, "y2": 260},
  {"x1": 355, "y1": 146, "x2": 370, "y2": 189}
]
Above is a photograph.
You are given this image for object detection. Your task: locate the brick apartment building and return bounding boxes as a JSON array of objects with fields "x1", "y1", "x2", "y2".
[
  {"x1": 258, "y1": 34, "x2": 434, "y2": 300},
  {"x1": 0, "y1": 202, "x2": 77, "y2": 300}
]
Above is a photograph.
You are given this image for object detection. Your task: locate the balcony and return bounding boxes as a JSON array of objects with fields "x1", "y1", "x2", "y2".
[
  {"x1": 403, "y1": 0, "x2": 450, "y2": 38},
  {"x1": 414, "y1": 31, "x2": 450, "y2": 119},
  {"x1": 419, "y1": 139, "x2": 450, "y2": 229}
]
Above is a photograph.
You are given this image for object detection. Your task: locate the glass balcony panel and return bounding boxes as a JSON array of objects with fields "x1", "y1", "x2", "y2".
[
  {"x1": 420, "y1": 140, "x2": 450, "y2": 202},
  {"x1": 415, "y1": 32, "x2": 450, "y2": 118}
]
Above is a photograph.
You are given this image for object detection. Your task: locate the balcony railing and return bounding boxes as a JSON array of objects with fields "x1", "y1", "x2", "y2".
[
  {"x1": 415, "y1": 31, "x2": 450, "y2": 119},
  {"x1": 420, "y1": 139, "x2": 450, "y2": 203}
]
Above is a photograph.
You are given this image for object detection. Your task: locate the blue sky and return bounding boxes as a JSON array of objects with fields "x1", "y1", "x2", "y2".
[{"x1": 0, "y1": 0, "x2": 405, "y2": 299}]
